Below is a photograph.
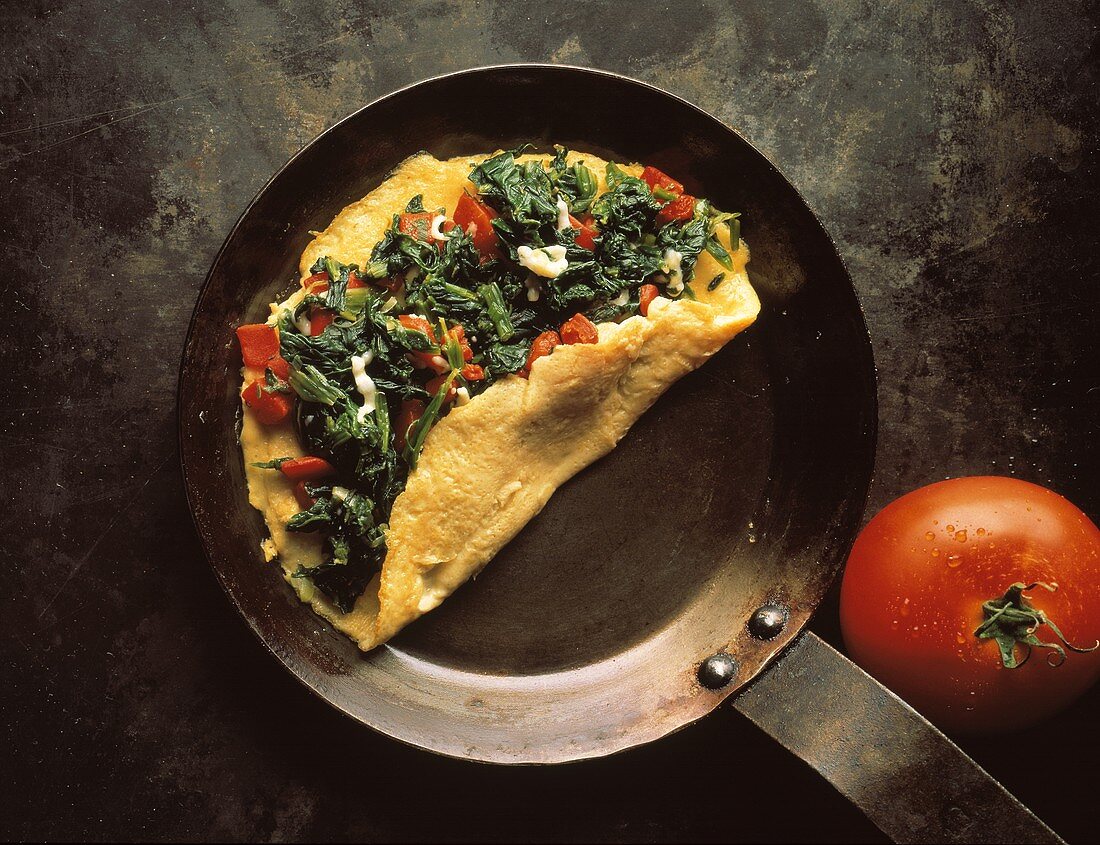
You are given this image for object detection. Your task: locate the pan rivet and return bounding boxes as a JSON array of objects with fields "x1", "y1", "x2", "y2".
[
  {"x1": 698, "y1": 653, "x2": 738, "y2": 690},
  {"x1": 748, "y1": 604, "x2": 789, "y2": 640}
]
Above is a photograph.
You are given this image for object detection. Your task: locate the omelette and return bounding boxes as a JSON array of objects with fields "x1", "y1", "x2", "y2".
[{"x1": 236, "y1": 147, "x2": 760, "y2": 651}]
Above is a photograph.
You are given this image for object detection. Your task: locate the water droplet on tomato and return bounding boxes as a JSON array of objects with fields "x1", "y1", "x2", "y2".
[
  {"x1": 956, "y1": 634, "x2": 966, "y2": 644},
  {"x1": 946, "y1": 524, "x2": 955, "y2": 533},
  {"x1": 900, "y1": 599, "x2": 911, "y2": 617},
  {"x1": 931, "y1": 548, "x2": 940, "y2": 558},
  {"x1": 924, "y1": 531, "x2": 935, "y2": 541},
  {"x1": 976, "y1": 527, "x2": 986, "y2": 536},
  {"x1": 954, "y1": 529, "x2": 968, "y2": 542},
  {"x1": 947, "y1": 554, "x2": 962, "y2": 568}
]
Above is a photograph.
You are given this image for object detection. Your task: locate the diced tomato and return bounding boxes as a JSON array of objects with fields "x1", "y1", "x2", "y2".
[
  {"x1": 301, "y1": 271, "x2": 330, "y2": 291},
  {"x1": 448, "y1": 324, "x2": 475, "y2": 361},
  {"x1": 398, "y1": 313, "x2": 438, "y2": 342},
  {"x1": 520, "y1": 330, "x2": 562, "y2": 377},
  {"x1": 398, "y1": 212, "x2": 435, "y2": 241},
  {"x1": 310, "y1": 309, "x2": 334, "y2": 337},
  {"x1": 379, "y1": 272, "x2": 406, "y2": 292},
  {"x1": 641, "y1": 165, "x2": 684, "y2": 198},
  {"x1": 453, "y1": 192, "x2": 502, "y2": 260},
  {"x1": 395, "y1": 398, "x2": 426, "y2": 451},
  {"x1": 409, "y1": 351, "x2": 450, "y2": 373},
  {"x1": 279, "y1": 456, "x2": 337, "y2": 481},
  {"x1": 267, "y1": 355, "x2": 291, "y2": 381},
  {"x1": 560, "y1": 313, "x2": 599, "y2": 345},
  {"x1": 638, "y1": 284, "x2": 660, "y2": 317},
  {"x1": 567, "y1": 213, "x2": 599, "y2": 251},
  {"x1": 304, "y1": 270, "x2": 365, "y2": 293},
  {"x1": 655, "y1": 194, "x2": 696, "y2": 226},
  {"x1": 461, "y1": 363, "x2": 485, "y2": 381},
  {"x1": 241, "y1": 380, "x2": 293, "y2": 425},
  {"x1": 425, "y1": 373, "x2": 457, "y2": 404},
  {"x1": 292, "y1": 480, "x2": 315, "y2": 511},
  {"x1": 236, "y1": 324, "x2": 280, "y2": 368}
]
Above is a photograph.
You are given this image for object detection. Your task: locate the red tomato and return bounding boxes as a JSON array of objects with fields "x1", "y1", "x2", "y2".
[
  {"x1": 460, "y1": 363, "x2": 485, "y2": 381},
  {"x1": 520, "y1": 330, "x2": 562, "y2": 378},
  {"x1": 303, "y1": 270, "x2": 364, "y2": 293},
  {"x1": 292, "y1": 480, "x2": 315, "y2": 511},
  {"x1": 301, "y1": 271, "x2": 329, "y2": 290},
  {"x1": 638, "y1": 284, "x2": 659, "y2": 317},
  {"x1": 266, "y1": 355, "x2": 291, "y2": 381},
  {"x1": 447, "y1": 324, "x2": 474, "y2": 361},
  {"x1": 398, "y1": 313, "x2": 438, "y2": 342},
  {"x1": 641, "y1": 165, "x2": 684, "y2": 197},
  {"x1": 236, "y1": 324, "x2": 280, "y2": 368},
  {"x1": 279, "y1": 456, "x2": 337, "y2": 481},
  {"x1": 453, "y1": 192, "x2": 501, "y2": 260},
  {"x1": 559, "y1": 313, "x2": 599, "y2": 345},
  {"x1": 309, "y1": 309, "x2": 334, "y2": 336},
  {"x1": 398, "y1": 212, "x2": 435, "y2": 241},
  {"x1": 425, "y1": 373, "x2": 456, "y2": 404},
  {"x1": 409, "y1": 351, "x2": 450, "y2": 374},
  {"x1": 840, "y1": 477, "x2": 1100, "y2": 733},
  {"x1": 654, "y1": 194, "x2": 696, "y2": 226},
  {"x1": 241, "y1": 380, "x2": 293, "y2": 425},
  {"x1": 567, "y1": 213, "x2": 599, "y2": 250},
  {"x1": 394, "y1": 399, "x2": 425, "y2": 451}
]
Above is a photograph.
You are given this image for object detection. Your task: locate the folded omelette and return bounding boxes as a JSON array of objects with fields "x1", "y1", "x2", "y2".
[{"x1": 238, "y1": 148, "x2": 759, "y2": 651}]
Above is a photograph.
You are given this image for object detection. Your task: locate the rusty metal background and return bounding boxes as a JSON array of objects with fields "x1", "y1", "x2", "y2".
[{"x1": 8, "y1": 1, "x2": 1098, "y2": 839}]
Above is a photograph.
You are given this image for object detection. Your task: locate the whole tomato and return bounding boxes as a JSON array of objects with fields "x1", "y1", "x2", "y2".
[{"x1": 840, "y1": 477, "x2": 1100, "y2": 733}]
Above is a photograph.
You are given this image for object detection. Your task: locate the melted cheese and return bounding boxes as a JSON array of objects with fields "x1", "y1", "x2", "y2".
[
  {"x1": 517, "y1": 244, "x2": 568, "y2": 278},
  {"x1": 662, "y1": 248, "x2": 684, "y2": 295},
  {"x1": 429, "y1": 214, "x2": 447, "y2": 240},
  {"x1": 350, "y1": 353, "x2": 376, "y2": 422},
  {"x1": 555, "y1": 197, "x2": 571, "y2": 231}
]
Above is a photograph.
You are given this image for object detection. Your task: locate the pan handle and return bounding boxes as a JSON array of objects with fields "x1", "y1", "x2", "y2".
[{"x1": 731, "y1": 631, "x2": 1063, "y2": 844}]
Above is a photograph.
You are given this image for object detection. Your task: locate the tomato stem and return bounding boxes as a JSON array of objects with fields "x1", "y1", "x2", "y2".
[{"x1": 975, "y1": 582, "x2": 1099, "y2": 669}]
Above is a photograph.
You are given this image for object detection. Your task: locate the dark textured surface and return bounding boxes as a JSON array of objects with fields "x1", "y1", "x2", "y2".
[{"x1": 2, "y1": 2, "x2": 1097, "y2": 842}]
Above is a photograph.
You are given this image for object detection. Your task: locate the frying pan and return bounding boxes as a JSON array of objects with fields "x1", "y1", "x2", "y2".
[{"x1": 179, "y1": 66, "x2": 1061, "y2": 844}]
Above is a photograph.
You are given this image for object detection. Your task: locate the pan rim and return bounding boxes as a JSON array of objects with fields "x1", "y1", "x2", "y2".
[{"x1": 177, "y1": 62, "x2": 878, "y2": 764}]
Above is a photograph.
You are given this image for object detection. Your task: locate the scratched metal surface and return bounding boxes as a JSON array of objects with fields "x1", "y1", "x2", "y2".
[{"x1": 2, "y1": 2, "x2": 1097, "y2": 842}]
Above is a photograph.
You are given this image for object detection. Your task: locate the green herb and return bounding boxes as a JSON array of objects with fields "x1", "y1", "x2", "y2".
[
  {"x1": 263, "y1": 367, "x2": 291, "y2": 394},
  {"x1": 468, "y1": 147, "x2": 558, "y2": 229},
  {"x1": 548, "y1": 146, "x2": 598, "y2": 214},
  {"x1": 402, "y1": 371, "x2": 457, "y2": 468},
  {"x1": 289, "y1": 365, "x2": 344, "y2": 405},
  {"x1": 592, "y1": 164, "x2": 660, "y2": 239},
  {"x1": 251, "y1": 457, "x2": 292, "y2": 469},
  {"x1": 707, "y1": 273, "x2": 725, "y2": 291},
  {"x1": 478, "y1": 282, "x2": 515, "y2": 341}
]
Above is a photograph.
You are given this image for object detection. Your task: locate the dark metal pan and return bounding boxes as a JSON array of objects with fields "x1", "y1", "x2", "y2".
[{"x1": 179, "y1": 65, "x2": 1060, "y2": 843}]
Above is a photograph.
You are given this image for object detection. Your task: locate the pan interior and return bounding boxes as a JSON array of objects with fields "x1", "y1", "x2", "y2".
[
  {"x1": 180, "y1": 66, "x2": 876, "y2": 762},
  {"x1": 390, "y1": 337, "x2": 774, "y2": 676}
]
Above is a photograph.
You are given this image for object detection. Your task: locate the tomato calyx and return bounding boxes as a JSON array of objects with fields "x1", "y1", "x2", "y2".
[{"x1": 975, "y1": 582, "x2": 1099, "y2": 669}]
